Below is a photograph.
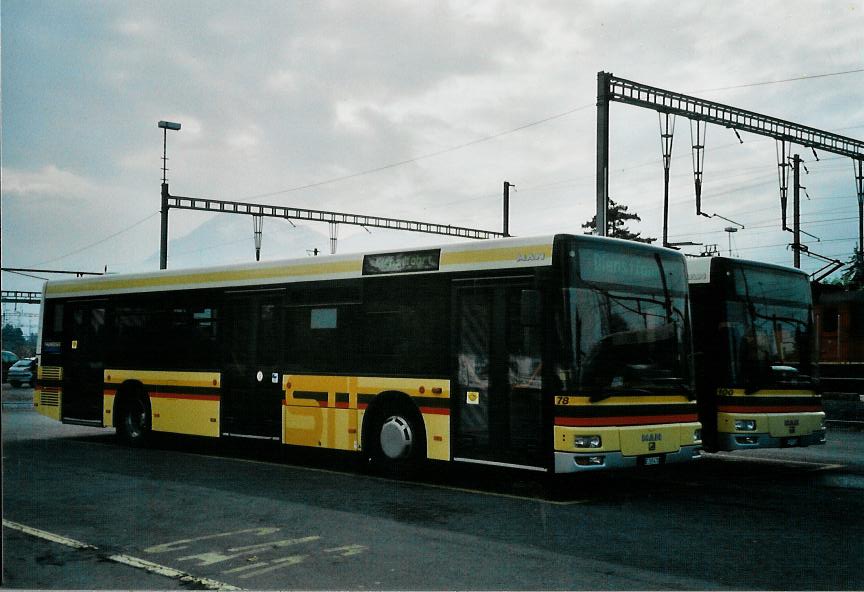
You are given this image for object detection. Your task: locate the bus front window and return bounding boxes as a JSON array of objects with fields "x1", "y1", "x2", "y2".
[
  {"x1": 725, "y1": 266, "x2": 815, "y2": 391},
  {"x1": 558, "y1": 244, "x2": 693, "y2": 398}
]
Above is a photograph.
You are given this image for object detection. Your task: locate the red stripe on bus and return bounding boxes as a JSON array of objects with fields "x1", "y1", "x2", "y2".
[
  {"x1": 420, "y1": 407, "x2": 450, "y2": 416},
  {"x1": 554, "y1": 414, "x2": 698, "y2": 427},
  {"x1": 149, "y1": 392, "x2": 221, "y2": 401},
  {"x1": 334, "y1": 402, "x2": 350, "y2": 409},
  {"x1": 718, "y1": 405, "x2": 822, "y2": 414}
]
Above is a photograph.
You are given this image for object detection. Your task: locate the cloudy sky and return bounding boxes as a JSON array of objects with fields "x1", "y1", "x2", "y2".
[{"x1": 2, "y1": 0, "x2": 863, "y2": 330}]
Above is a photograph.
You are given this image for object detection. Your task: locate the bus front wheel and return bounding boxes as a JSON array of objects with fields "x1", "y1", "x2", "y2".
[
  {"x1": 116, "y1": 393, "x2": 151, "y2": 447},
  {"x1": 366, "y1": 405, "x2": 426, "y2": 471}
]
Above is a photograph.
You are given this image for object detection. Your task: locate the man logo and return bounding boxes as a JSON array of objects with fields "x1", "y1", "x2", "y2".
[{"x1": 641, "y1": 433, "x2": 662, "y2": 442}]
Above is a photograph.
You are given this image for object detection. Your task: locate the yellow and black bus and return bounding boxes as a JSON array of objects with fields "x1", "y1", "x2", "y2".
[
  {"x1": 35, "y1": 234, "x2": 702, "y2": 473},
  {"x1": 688, "y1": 256, "x2": 825, "y2": 452}
]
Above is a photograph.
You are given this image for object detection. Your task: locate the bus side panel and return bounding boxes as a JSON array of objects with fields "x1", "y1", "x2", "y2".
[
  {"x1": 104, "y1": 369, "x2": 222, "y2": 437},
  {"x1": 283, "y1": 375, "x2": 355, "y2": 450},
  {"x1": 282, "y1": 374, "x2": 451, "y2": 460}
]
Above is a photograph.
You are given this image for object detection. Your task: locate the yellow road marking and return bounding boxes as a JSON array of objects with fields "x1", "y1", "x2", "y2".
[
  {"x1": 177, "y1": 536, "x2": 321, "y2": 566},
  {"x1": 2, "y1": 519, "x2": 240, "y2": 590},
  {"x1": 144, "y1": 526, "x2": 280, "y2": 554},
  {"x1": 237, "y1": 555, "x2": 306, "y2": 579}
]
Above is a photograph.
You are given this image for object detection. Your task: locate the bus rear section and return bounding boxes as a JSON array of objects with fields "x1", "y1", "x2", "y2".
[
  {"x1": 550, "y1": 237, "x2": 702, "y2": 472},
  {"x1": 688, "y1": 257, "x2": 825, "y2": 452}
]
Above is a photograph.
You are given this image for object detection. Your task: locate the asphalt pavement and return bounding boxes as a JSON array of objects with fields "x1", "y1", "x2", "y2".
[{"x1": 3, "y1": 384, "x2": 864, "y2": 590}]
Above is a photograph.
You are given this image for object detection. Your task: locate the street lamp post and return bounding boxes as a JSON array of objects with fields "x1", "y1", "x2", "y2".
[{"x1": 158, "y1": 120, "x2": 181, "y2": 270}]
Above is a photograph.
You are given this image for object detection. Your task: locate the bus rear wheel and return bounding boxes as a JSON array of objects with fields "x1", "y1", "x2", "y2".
[{"x1": 116, "y1": 394, "x2": 151, "y2": 447}]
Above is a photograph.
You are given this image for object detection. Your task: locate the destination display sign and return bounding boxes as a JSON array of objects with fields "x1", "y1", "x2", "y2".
[{"x1": 362, "y1": 249, "x2": 441, "y2": 275}]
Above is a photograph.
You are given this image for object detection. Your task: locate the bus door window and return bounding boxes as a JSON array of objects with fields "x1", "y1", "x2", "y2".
[
  {"x1": 64, "y1": 301, "x2": 106, "y2": 420},
  {"x1": 456, "y1": 291, "x2": 492, "y2": 449},
  {"x1": 222, "y1": 293, "x2": 284, "y2": 437},
  {"x1": 455, "y1": 282, "x2": 545, "y2": 467},
  {"x1": 506, "y1": 289, "x2": 542, "y2": 452}
]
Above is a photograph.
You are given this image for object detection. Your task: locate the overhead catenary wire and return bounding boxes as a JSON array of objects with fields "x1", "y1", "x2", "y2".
[
  {"x1": 237, "y1": 103, "x2": 596, "y2": 203},
  {"x1": 30, "y1": 211, "x2": 160, "y2": 268},
  {"x1": 688, "y1": 68, "x2": 864, "y2": 93}
]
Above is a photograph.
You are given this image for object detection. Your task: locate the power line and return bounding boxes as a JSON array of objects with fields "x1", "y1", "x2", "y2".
[
  {"x1": 31, "y1": 211, "x2": 160, "y2": 268},
  {"x1": 238, "y1": 104, "x2": 596, "y2": 203},
  {"x1": 690, "y1": 68, "x2": 864, "y2": 93},
  {"x1": 2, "y1": 270, "x2": 49, "y2": 281}
]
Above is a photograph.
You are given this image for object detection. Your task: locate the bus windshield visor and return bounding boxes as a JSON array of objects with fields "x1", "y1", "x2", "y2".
[
  {"x1": 724, "y1": 265, "x2": 815, "y2": 390},
  {"x1": 557, "y1": 244, "x2": 693, "y2": 399}
]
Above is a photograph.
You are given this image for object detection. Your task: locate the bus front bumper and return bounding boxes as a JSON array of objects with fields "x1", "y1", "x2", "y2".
[
  {"x1": 553, "y1": 444, "x2": 702, "y2": 473},
  {"x1": 716, "y1": 428, "x2": 826, "y2": 451}
]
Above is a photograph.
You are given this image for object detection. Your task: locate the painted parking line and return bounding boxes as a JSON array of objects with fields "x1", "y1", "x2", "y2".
[
  {"x1": 3, "y1": 520, "x2": 97, "y2": 550},
  {"x1": 2, "y1": 519, "x2": 241, "y2": 591}
]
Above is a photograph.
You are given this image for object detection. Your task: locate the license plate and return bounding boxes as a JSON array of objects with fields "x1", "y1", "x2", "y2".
[{"x1": 642, "y1": 455, "x2": 661, "y2": 466}]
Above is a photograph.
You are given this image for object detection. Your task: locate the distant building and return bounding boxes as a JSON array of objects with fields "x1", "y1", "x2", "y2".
[{"x1": 813, "y1": 284, "x2": 864, "y2": 394}]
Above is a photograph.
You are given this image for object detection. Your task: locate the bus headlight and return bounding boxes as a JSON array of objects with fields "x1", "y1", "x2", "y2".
[
  {"x1": 574, "y1": 435, "x2": 602, "y2": 448},
  {"x1": 694, "y1": 428, "x2": 702, "y2": 442},
  {"x1": 735, "y1": 419, "x2": 756, "y2": 431}
]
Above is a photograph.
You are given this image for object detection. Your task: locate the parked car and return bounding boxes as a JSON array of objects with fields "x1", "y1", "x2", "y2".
[
  {"x1": 2, "y1": 350, "x2": 19, "y2": 381},
  {"x1": 8, "y1": 357, "x2": 36, "y2": 388}
]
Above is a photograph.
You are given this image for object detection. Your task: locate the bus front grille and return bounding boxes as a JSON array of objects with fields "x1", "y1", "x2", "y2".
[
  {"x1": 40, "y1": 387, "x2": 61, "y2": 407},
  {"x1": 40, "y1": 366, "x2": 63, "y2": 381}
]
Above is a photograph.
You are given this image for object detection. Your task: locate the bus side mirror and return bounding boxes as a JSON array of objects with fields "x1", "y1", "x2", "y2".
[{"x1": 520, "y1": 290, "x2": 541, "y2": 327}]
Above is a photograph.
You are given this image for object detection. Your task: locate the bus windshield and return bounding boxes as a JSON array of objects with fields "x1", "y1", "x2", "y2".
[
  {"x1": 724, "y1": 264, "x2": 815, "y2": 390},
  {"x1": 557, "y1": 242, "x2": 693, "y2": 399}
]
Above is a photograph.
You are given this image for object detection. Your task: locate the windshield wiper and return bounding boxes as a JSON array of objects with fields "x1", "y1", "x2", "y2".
[
  {"x1": 585, "y1": 386, "x2": 653, "y2": 403},
  {"x1": 660, "y1": 379, "x2": 696, "y2": 401}
]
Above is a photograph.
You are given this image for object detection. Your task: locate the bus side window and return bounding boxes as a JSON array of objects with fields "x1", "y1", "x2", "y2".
[
  {"x1": 311, "y1": 308, "x2": 337, "y2": 329},
  {"x1": 52, "y1": 303, "x2": 64, "y2": 334}
]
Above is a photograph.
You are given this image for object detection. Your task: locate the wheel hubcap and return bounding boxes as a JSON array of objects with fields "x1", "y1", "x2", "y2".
[{"x1": 380, "y1": 416, "x2": 413, "y2": 460}]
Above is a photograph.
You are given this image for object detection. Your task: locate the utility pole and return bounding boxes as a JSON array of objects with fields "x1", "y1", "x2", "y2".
[
  {"x1": 160, "y1": 182, "x2": 169, "y2": 270},
  {"x1": 660, "y1": 113, "x2": 675, "y2": 248},
  {"x1": 503, "y1": 181, "x2": 514, "y2": 237},
  {"x1": 157, "y1": 120, "x2": 181, "y2": 270},
  {"x1": 596, "y1": 71, "x2": 611, "y2": 237},
  {"x1": 793, "y1": 154, "x2": 801, "y2": 269},
  {"x1": 855, "y1": 158, "x2": 864, "y2": 255}
]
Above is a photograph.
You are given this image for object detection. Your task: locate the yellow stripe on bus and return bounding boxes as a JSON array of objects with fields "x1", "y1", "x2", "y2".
[
  {"x1": 44, "y1": 260, "x2": 362, "y2": 297},
  {"x1": 718, "y1": 389, "x2": 818, "y2": 397},
  {"x1": 554, "y1": 394, "x2": 694, "y2": 406},
  {"x1": 104, "y1": 369, "x2": 221, "y2": 389},
  {"x1": 441, "y1": 245, "x2": 553, "y2": 266}
]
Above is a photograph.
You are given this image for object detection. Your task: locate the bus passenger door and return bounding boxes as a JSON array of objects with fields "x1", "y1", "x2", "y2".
[
  {"x1": 453, "y1": 282, "x2": 545, "y2": 471},
  {"x1": 222, "y1": 291, "x2": 284, "y2": 438},
  {"x1": 63, "y1": 300, "x2": 107, "y2": 423}
]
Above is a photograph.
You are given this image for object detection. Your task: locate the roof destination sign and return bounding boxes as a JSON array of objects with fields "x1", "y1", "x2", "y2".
[{"x1": 362, "y1": 249, "x2": 441, "y2": 275}]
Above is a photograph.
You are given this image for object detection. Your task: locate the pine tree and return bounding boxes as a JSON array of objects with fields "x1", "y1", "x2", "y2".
[
  {"x1": 581, "y1": 199, "x2": 657, "y2": 244},
  {"x1": 839, "y1": 249, "x2": 864, "y2": 290}
]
